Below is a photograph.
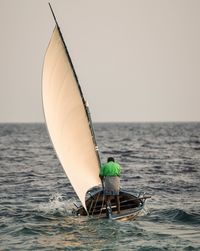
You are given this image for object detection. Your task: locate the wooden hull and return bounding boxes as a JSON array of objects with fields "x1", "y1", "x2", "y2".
[{"x1": 75, "y1": 189, "x2": 149, "y2": 221}]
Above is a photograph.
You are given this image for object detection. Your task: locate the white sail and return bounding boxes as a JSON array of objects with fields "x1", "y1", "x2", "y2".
[{"x1": 42, "y1": 26, "x2": 101, "y2": 211}]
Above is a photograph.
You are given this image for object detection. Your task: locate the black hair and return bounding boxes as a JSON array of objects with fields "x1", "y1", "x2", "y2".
[{"x1": 107, "y1": 157, "x2": 115, "y2": 162}]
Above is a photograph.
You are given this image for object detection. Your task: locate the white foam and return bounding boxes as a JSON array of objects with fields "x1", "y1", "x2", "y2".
[{"x1": 37, "y1": 193, "x2": 79, "y2": 216}]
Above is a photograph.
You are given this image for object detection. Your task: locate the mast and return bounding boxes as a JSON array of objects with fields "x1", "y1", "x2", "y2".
[{"x1": 48, "y1": 3, "x2": 101, "y2": 166}]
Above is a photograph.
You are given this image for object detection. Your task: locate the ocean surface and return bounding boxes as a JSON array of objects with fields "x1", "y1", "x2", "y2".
[{"x1": 0, "y1": 122, "x2": 200, "y2": 251}]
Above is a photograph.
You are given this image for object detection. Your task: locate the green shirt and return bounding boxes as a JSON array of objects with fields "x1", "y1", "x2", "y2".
[{"x1": 100, "y1": 161, "x2": 121, "y2": 177}]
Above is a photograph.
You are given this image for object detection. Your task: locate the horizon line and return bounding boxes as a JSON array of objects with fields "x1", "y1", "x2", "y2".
[{"x1": 0, "y1": 120, "x2": 200, "y2": 124}]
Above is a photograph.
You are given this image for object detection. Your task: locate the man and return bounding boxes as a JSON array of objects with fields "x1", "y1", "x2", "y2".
[{"x1": 99, "y1": 157, "x2": 121, "y2": 214}]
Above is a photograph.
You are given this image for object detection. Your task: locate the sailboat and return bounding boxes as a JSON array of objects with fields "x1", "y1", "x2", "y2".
[{"x1": 42, "y1": 3, "x2": 150, "y2": 221}]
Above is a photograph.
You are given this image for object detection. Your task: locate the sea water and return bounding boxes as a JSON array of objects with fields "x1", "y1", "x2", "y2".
[{"x1": 0, "y1": 123, "x2": 199, "y2": 250}]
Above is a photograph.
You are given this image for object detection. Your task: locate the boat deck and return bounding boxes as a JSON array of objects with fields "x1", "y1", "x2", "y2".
[{"x1": 76, "y1": 189, "x2": 147, "y2": 220}]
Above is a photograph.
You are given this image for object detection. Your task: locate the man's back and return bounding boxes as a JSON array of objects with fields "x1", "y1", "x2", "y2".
[{"x1": 100, "y1": 161, "x2": 121, "y2": 177}]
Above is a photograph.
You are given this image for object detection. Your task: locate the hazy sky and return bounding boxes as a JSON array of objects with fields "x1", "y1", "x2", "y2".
[{"x1": 0, "y1": 0, "x2": 200, "y2": 122}]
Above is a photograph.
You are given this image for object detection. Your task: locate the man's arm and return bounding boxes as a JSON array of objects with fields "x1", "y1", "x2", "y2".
[{"x1": 99, "y1": 165, "x2": 104, "y2": 180}]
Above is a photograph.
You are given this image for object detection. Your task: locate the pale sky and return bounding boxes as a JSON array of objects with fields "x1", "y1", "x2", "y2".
[{"x1": 0, "y1": 0, "x2": 200, "y2": 122}]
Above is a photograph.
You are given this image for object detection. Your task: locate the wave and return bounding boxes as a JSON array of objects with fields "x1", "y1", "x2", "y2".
[
  {"x1": 151, "y1": 208, "x2": 200, "y2": 225},
  {"x1": 36, "y1": 193, "x2": 77, "y2": 216},
  {"x1": 171, "y1": 209, "x2": 200, "y2": 224}
]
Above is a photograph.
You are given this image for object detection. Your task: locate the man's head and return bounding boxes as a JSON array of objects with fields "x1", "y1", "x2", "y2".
[{"x1": 107, "y1": 157, "x2": 115, "y2": 162}]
